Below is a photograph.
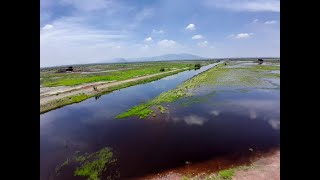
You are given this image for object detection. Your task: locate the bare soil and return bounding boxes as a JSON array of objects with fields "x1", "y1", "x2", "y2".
[{"x1": 140, "y1": 149, "x2": 280, "y2": 180}]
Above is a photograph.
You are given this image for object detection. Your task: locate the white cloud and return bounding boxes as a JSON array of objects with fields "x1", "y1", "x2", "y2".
[
  {"x1": 198, "y1": 41, "x2": 209, "y2": 47},
  {"x1": 186, "y1": 23, "x2": 196, "y2": 31},
  {"x1": 205, "y1": 0, "x2": 280, "y2": 12},
  {"x1": 157, "y1": 39, "x2": 176, "y2": 48},
  {"x1": 192, "y1": 34, "x2": 204, "y2": 40},
  {"x1": 152, "y1": 29, "x2": 164, "y2": 34},
  {"x1": 229, "y1": 33, "x2": 254, "y2": 39},
  {"x1": 42, "y1": 24, "x2": 53, "y2": 30},
  {"x1": 264, "y1": 20, "x2": 277, "y2": 24},
  {"x1": 252, "y1": 19, "x2": 259, "y2": 23},
  {"x1": 144, "y1": 37, "x2": 153, "y2": 43},
  {"x1": 59, "y1": 0, "x2": 113, "y2": 11},
  {"x1": 40, "y1": 18, "x2": 129, "y2": 67},
  {"x1": 135, "y1": 8, "x2": 154, "y2": 22}
]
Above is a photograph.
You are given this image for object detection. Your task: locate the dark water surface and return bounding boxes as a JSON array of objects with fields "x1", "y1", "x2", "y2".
[{"x1": 40, "y1": 64, "x2": 280, "y2": 179}]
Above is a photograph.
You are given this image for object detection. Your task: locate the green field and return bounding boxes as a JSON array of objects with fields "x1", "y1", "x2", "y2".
[{"x1": 40, "y1": 61, "x2": 214, "y2": 87}]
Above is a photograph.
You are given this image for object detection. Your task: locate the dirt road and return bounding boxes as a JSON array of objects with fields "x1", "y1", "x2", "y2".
[{"x1": 40, "y1": 68, "x2": 186, "y2": 105}]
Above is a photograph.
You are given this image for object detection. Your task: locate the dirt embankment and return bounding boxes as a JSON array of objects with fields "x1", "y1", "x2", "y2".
[{"x1": 40, "y1": 68, "x2": 187, "y2": 112}]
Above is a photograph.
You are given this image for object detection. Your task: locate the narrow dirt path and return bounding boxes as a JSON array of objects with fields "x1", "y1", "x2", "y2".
[{"x1": 40, "y1": 68, "x2": 186, "y2": 105}]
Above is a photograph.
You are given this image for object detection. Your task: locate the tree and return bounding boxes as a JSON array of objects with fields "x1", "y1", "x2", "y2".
[
  {"x1": 159, "y1": 68, "x2": 165, "y2": 72},
  {"x1": 194, "y1": 64, "x2": 201, "y2": 69}
]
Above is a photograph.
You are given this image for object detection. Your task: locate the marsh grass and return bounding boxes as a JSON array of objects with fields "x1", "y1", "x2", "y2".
[
  {"x1": 40, "y1": 93, "x2": 90, "y2": 114},
  {"x1": 117, "y1": 62, "x2": 280, "y2": 119},
  {"x1": 179, "y1": 164, "x2": 253, "y2": 180},
  {"x1": 40, "y1": 69, "x2": 186, "y2": 114},
  {"x1": 41, "y1": 62, "x2": 205, "y2": 87},
  {"x1": 157, "y1": 105, "x2": 166, "y2": 113},
  {"x1": 56, "y1": 147, "x2": 115, "y2": 180}
]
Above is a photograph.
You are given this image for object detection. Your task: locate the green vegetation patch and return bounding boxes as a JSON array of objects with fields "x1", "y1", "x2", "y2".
[
  {"x1": 179, "y1": 164, "x2": 253, "y2": 180},
  {"x1": 157, "y1": 105, "x2": 167, "y2": 113},
  {"x1": 116, "y1": 104, "x2": 154, "y2": 119},
  {"x1": 40, "y1": 93, "x2": 90, "y2": 114},
  {"x1": 56, "y1": 147, "x2": 116, "y2": 180},
  {"x1": 40, "y1": 62, "x2": 210, "y2": 87},
  {"x1": 40, "y1": 69, "x2": 187, "y2": 114},
  {"x1": 218, "y1": 169, "x2": 235, "y2": 179}
]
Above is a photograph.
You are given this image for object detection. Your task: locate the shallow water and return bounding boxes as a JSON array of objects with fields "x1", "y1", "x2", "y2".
[
  {"x1": 40, "y1": 64, "x2": 217, "y2": 179},
  {"x1": 40, "y1": 63, "x2": 280, "y2": 180}
]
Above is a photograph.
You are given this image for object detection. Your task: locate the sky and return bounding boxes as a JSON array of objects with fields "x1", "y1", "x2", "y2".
[{"x1": 40, "y1": 0, "x2": 280, "y2": 67}]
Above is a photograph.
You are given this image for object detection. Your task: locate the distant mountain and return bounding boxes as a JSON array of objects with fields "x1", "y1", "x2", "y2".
[
  {"x1": 128, "y1": 53, "x2": 206, "y2": 62},
  {"x1": 111, "y1": 58, "x2": 127, "y2": 63},
  {"x1": 97, "y1": 53, "x2": 206, "y2": 64}
]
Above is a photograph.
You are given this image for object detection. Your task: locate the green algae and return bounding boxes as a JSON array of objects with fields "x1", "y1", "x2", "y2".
[
  {"x1": 55, "y1": 147, "x2": 116, "y2": 180},
  {"x1": 157, "y1": 105, "x2": 167, "y2": 113}
]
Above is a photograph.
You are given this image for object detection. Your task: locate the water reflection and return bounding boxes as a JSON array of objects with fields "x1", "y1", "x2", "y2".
[{"x1": 40, "y1": 63, "x2": 280, "y2": 180}]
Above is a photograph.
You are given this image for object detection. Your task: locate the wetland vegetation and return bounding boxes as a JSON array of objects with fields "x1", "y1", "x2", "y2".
[
  {"x1": 116, "y1": 61, "x2": 280, "y2": 119},
  {"x1": 41, "y1": 59, "x2": 280, "y2": 180},
  {"x1": 56, "y1": 147, "x2": 117, "y2": 180},
  {"x1": 40, "y1": 61, "x2": 213, "y2": 87}
]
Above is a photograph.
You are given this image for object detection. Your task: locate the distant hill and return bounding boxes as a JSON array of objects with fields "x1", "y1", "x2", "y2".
[
  {"x1": 128, "y1": 53, "x2": 206, "y2": 62},
  {"x1": 111, "y1": 58, "x2": 127, "y2": 63},
  {"x1": 108, "y1": 53, "x2": 206, "y2": 63}
]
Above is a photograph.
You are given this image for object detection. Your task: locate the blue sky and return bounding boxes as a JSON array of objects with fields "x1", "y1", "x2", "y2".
[{"x1": 40, "y1": 0, "x2": 280, "y2": 67}]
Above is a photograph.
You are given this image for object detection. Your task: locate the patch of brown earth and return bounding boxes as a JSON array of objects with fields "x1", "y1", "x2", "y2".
[
  {"x1": 233, "y1": 150, "x2": 280, "y2": 180},
  {"x1": 139, "y1": 148, "x2": 279, "y2": 180}
]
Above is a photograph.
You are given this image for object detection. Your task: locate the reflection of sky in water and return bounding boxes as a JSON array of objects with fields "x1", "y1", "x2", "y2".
[
  {"x1": 171, "y1": 88, "x2": 279, "y2": 131},
  {"x1": 41, "y1": 64, "x2": 219, "y2": 178},
  {"x1": 40, "y1": 62, "x2": 280, "y2": 179},
  {"x1": 172, "y1": 115, "x2": 208, "y2": 126}
]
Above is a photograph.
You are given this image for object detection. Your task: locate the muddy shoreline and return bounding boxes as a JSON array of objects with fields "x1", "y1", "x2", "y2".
[{"x1": 139, "y1": 148, "x2": 280, "y2": 180}]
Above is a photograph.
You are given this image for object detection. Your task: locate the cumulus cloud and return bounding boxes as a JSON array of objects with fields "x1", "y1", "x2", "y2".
[
  {"x1": 40, "y1": 18, "x2": 129, "y2": 67},
  {"x1": 158, "y1": 39, "x2": 176, "y2": 48},
  {"x1": 264, "y1": 20, "x2": 277, "y2": 24},
  {"x1": 42, "y1": 24, "x2": 53, "y2": 30},
  {"x1": 144, "y1": 37, "x2": 153, "y2": 43},
  {"x1": 205, "y1": 0, "x2": 280, "y2": 12},
  {"x1": 192, "y1": 34, "x2": 204, "y2": 40},
  {"x1": 229, "y1": 33, "x2": 254, "y2": 39},
  {"x1": 186, "y1": 23, "x2": 196, "y2": 31},
  {"x1": 152, "y1": 29, "x2": 164, "y2": 34},
  {"x1": 198, "y1": 40, "x2": 209, "y2": 47}
]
